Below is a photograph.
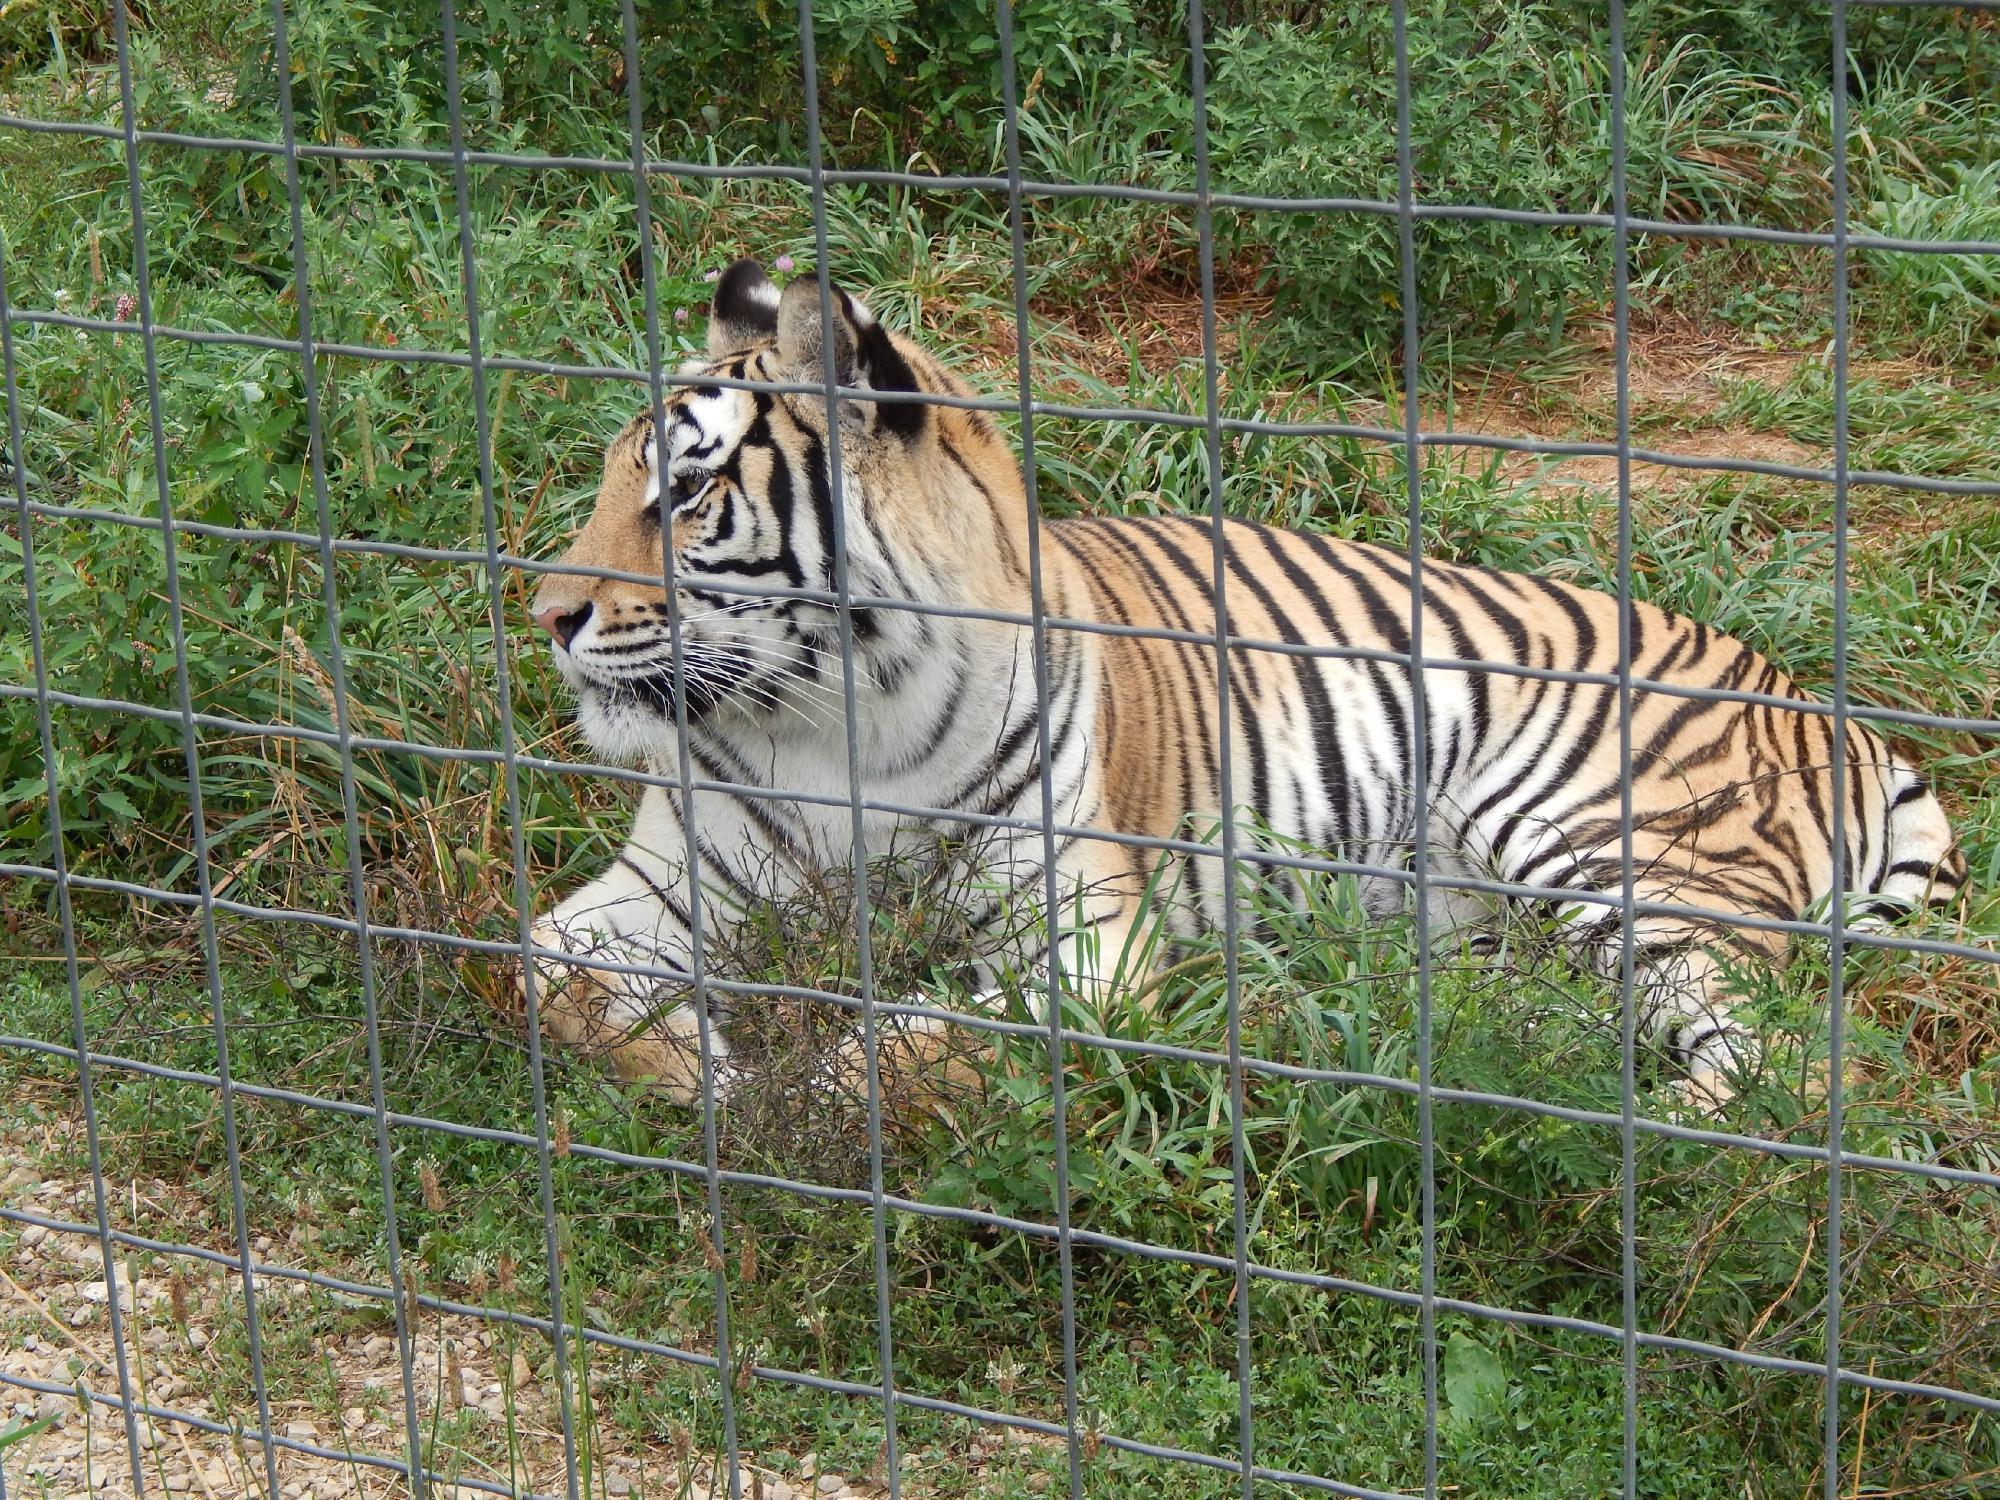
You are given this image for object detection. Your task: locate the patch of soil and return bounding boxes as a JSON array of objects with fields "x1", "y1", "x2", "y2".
[
  {"x1": 0, "y1": 1136, "x2": 891, "y2": 1500},
  {"x1": 948, "y1": 268, "x2": 1275, "y2": 390},
  {"x1": 995, "y1": 290, "x2": 1964, "y2": 507},
  {"x1": 1414, "y1": 316, "x2": 1866, "y2": 490}
]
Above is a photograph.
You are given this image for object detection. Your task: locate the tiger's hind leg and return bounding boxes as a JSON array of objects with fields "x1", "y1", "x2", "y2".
[
  {"x1": 1629, "y1": 939, "x2": 1769, "y2": 1113},
  {"x1": 1562, "y1": 895, "x2": 1786, "y2": 1115}
]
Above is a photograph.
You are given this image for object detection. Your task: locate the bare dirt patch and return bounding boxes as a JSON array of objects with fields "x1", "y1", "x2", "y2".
[
  {"x1": 0, "y1": 1133, "x2": 889, "y2": 1500},
  {"x1": 1029, "y1": 277, "x2": 1274, "y2": 385},
  {"x1": 1006, "y1": 289, "x2": 1973, "y2": 507},
  {"x1": 981, "y1": 289, "x2": 1961, "y2": 507},
  {"x1": 1412, "y1": 316, "x2": 1881, "y2": 492},
  {"x1": 944, "y1": 270, "x2": 1274, "y2": 392}
]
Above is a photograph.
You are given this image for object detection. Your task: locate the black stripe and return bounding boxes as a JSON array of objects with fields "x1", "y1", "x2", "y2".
[
  {"x1": 1240, "y1": 523, "x2": 1354, "y2": 848},
  {"x1": 1468, "y1": 577, "x2": 1602, "y2": 847},
  {"x1": 1079, "y1": 520, "x2": 1222, "y2": 798},
  {"x1": 1054, "y1": 525, "x2": 1194, "y2": 822},
  {"x1": 1290, "y1": 531, "x2": 1417, "y2": 827},
  {"x1": 685, "y1": 740, "x2": 816, "y2": 862},
  {"x1": 1886, "y1": 857, "x2": 1962, "y2": 887},
  {"x1": 855, "y1": 319, "x2": 926, "y2": 441},
  {"x1": 618, "y1": 854, "x2": 693, "y2": 931},
  {"x1": 1137, "y1": 519, "x2": 1273, "y2": 839},
  {"x1": 940, "y1": 431, "x2": 1027, "y2": 582}
]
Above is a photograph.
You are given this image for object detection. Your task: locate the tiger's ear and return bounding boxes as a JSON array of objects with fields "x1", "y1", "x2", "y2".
[
  {"x1": 775, "y1": 273, "x2": 925, "y2": 440},
  {"x1": 707, "y1": 259, "x2": 780, "y2": 357}
]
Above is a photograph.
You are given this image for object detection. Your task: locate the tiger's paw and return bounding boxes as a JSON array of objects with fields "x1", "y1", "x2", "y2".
[
  {"x1": 518, "y1": 918, "x2": 730, "y2": 1107},
  {"x1": 1667, "y1": 1069, "x2": 1739, "y2": 1120},
  {"x1": 821, "y1": 1009, "x2": 987, "y2": 1123}
]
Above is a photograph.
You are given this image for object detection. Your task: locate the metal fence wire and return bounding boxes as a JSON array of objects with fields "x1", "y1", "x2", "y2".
[{"x1": 4, "y1": 0, "x2": 2000, "y2": 1497}]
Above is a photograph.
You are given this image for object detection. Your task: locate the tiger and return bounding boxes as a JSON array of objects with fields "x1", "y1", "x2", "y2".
[{"x1": 521, "y1": 257, "x2": 1965, "y2": 1114}]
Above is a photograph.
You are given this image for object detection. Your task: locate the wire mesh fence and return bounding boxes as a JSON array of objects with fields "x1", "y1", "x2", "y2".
[{"x1": 3, "y1": 0, "x2": 1999, "y2": 1497}]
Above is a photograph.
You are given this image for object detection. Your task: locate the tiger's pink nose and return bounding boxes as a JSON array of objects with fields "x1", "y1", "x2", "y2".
[{"x1": 534, "y1": 603, "x2": 592, "y2": 650}]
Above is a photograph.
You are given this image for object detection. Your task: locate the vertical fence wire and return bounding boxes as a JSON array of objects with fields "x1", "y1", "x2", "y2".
[
  {"x1": 613, "y1": 1, "x2": 747, "y2": 1493},
  {"x1": 794, "y1": 2, "x2": 907, "y2": 1488},
  {"x1": 1824, "y1": 0, "x2": 1856, "y2": 1493},
  {"x1": 3, "y1": 2, "x2": 1998, "y2": 1496},
  {"x1": 0, "y1": 217, "x2": 150, "y2": 1500},
  {"x1": 105, "y1": 1, "x2": 285, "y2": 1491},
  {"x1": 264, "y1": 4, "x2": 432, "y2": 1492},
  {"x1": 1389, "y1": 2, "x2": 1442, "y2": 1493},
  {"x1": 1608, "y1": 2, "x2": 1642, "y2": 1497},
  {"x1": 437, "y1": 1, "x2": 585, "y2": 1493},
  {"x1": 1184, "y1": 0, "x2": 1260, "y2": 1490},
  {"x1": 995, "y1": 2, "x2": 1088, "y2": 1494}
]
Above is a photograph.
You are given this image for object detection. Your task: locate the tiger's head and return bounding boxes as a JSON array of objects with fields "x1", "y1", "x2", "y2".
[{"x1": 531, "y1": 259, "x2": 1030, "y2": 763}]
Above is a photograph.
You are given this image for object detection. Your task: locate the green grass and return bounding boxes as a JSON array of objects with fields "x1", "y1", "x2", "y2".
[
  {"x1": 3, "y1": 878, "x2": 1996, "y2": 1495},
  {"x1": 3, "y1": 2, "x2": 1999, "y2": 1496}
]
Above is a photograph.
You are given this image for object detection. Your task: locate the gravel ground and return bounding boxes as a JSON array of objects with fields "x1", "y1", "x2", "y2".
[{"x1": 1, "y1": 1154, "x2": 888, "y2": 1500}]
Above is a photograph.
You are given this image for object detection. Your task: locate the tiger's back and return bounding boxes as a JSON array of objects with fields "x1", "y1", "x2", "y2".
[{"x1": 1055, "y1": 514, "x2": 1964, "y2": 949}]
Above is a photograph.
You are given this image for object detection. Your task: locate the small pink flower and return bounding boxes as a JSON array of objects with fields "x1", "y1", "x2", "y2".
[
  {"x1": 702, "y1": 269, "x2": 720, "y2": 283},
  {"x1": 113, "y1": 292, "x2": 137, "y2": 323},
  {"x1": 673, "y1": 307, "x2": 689, "y2": 323},
  {"x1": 774, "y1": 254, "x2": 795, "y2": 273}
]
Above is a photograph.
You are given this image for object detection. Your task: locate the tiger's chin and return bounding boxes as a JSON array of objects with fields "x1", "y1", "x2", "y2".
[
  {"x1": 571, "y1": 675, "x2": 758, "y2": 763},
  {"x1": 570, "y1": 687, "x2": 687, "y2": 765}
]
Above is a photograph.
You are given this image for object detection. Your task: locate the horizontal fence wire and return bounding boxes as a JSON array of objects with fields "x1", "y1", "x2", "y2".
[
  {"x1": 11, "y1": 597, "x2": 2000, "y2": 740},
  {"x1": 6, "y1": 1019, "x2": 2000, "y2": 1195},
  {"x1": 6, "y1": 1184, "x2": 2000, "y2": 1420},
  {"x1": 9, "y1": 834, "x2": 2000, "y2": 970},
  {"x1": 2, "y1": 0, "x2": 1998, "y2": 1496},
  {"x1": 11, "y1": 306, "x2": 2000, "y2": 500},
  {"x1": 0, "y1": 109, "x2": 1998, "y2": 256}
]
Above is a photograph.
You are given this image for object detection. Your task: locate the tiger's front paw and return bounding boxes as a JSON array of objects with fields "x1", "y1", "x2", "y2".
[
  {"x1": 515, "y1": 916, "x2": 616, "y2": 1040},
  {"x1": 821, "y1": 1005, "x2": 988, "y2": 1124},
  {"x1": 518, "y1": 917, "x2": 731, "y2": 1106},
  {"x1": 1668, "y1": 1066, "x2": 1739, "y2": 1120}
]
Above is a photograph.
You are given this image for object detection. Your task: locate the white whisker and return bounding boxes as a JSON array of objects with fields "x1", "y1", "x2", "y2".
[
  {"x1": 734, "y1": 673, "x2": 838, "y2": 735},
  {"x1": 678, "y1": 598, "x2": 771, "y2": 626},
  {"x1": 698, "y1": 630, "x2": 884, "y2": 692},
  {"x1": 576, "y1": 618, "x2": 877, "y2": 733}
]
